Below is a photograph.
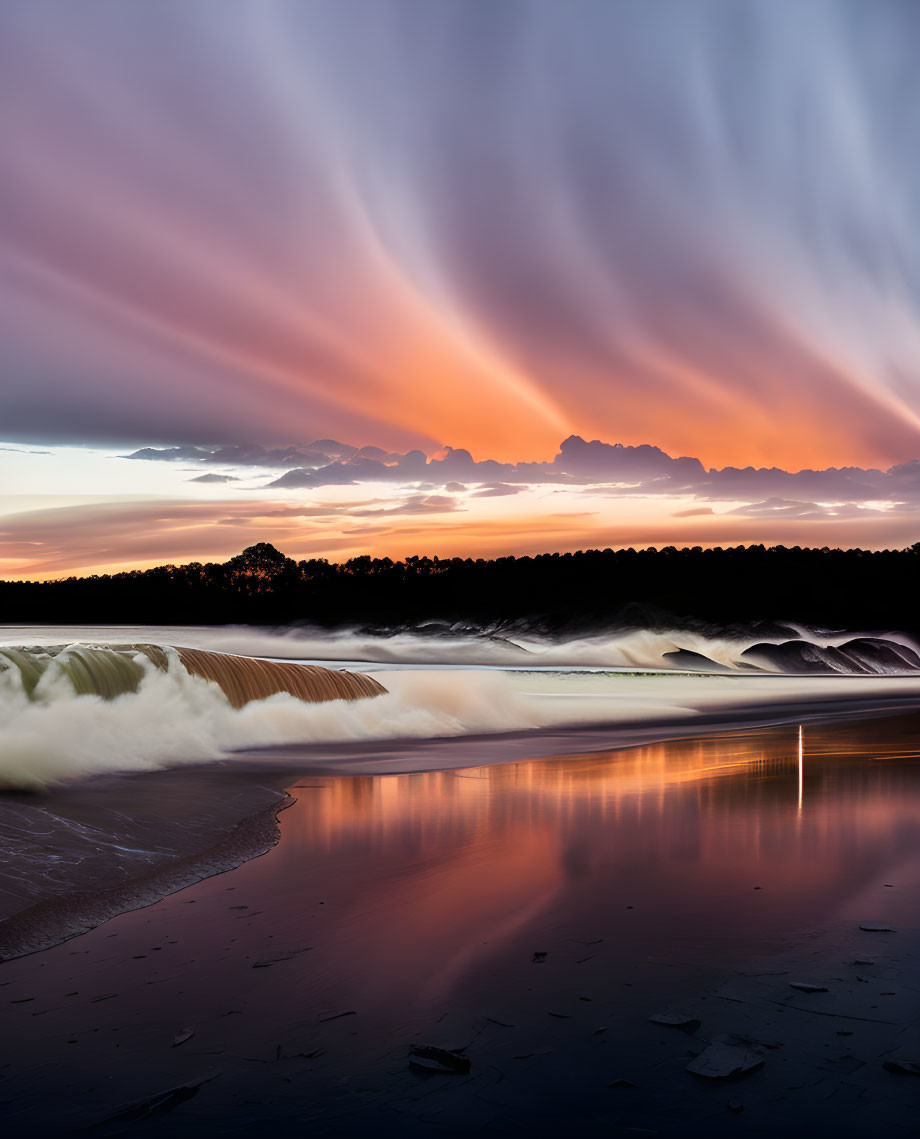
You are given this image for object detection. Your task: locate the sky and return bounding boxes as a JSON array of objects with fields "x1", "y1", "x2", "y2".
[{"x1": 4, "y1": 0, "x2": 920, "y2": 579}]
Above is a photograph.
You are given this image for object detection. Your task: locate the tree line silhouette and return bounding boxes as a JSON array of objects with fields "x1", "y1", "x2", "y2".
[{"x1": 4, "y1": 541, "x2": 920, "y2": 633}]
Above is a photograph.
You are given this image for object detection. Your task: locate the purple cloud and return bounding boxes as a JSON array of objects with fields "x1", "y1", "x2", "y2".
[{"x1": 125, "y1": 434, "x2": 920, "y2": 510}]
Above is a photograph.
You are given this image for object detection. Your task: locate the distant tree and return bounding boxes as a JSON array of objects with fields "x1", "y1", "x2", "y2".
[{"x1": 227, "y1": 543, "x2": 289, "y2": 574}]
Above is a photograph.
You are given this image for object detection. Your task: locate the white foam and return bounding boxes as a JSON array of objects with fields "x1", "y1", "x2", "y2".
[
  {"x1": 2, "y1": 644, "x2": 920, "y2": 790},
  {"x1": 4, "y1": 622, "x2": 920, "y2": 674}
]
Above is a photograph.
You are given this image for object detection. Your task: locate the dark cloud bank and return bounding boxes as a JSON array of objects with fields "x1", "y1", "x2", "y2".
[{"x1": 126, "y1": 435, "x2": 920, "y2": 508}]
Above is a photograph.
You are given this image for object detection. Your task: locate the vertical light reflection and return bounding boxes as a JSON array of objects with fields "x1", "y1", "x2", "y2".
[{"x1": 798, "y1": 724, "x2": 804, "y2": 815}]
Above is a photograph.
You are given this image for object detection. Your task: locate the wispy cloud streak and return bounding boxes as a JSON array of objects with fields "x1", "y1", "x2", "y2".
[{"x1": 4, "y1": 1, "x2": 920, "y2": 466}]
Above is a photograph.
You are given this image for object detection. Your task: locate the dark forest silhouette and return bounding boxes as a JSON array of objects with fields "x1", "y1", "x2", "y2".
[{"x1": 4, "y1": 541, "x2": 920, "y2": 634}]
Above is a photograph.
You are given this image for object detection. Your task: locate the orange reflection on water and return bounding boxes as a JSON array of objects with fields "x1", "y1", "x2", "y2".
[
  {"x1": 257, "y1": 717, "x2": 920, "y2": 1013},
  {"x1": 284, "y1": 719, "x2": 920, "y2": 850}
]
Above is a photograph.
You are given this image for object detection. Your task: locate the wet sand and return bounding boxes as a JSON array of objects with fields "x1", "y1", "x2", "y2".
[
  {"x1": 1, "y1": 715, "x2": 919, "y2": 1136},
  {"x1": 0, "y1": 769, "x2": 291, "y2": 960}
]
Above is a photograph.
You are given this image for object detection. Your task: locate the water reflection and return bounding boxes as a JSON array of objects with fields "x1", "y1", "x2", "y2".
[
  {"x1": 283, "y1": 717, "x2": 920, "y2": 855},
  {"x1": 798, "y1": 724, "x2": 804, "y2": 815},
  {"x1": 261, "y1": 715, "x2": 920, "y2": 1012}
]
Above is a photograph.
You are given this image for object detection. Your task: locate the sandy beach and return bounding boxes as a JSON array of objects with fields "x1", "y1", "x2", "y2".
[{"x1": 1, "y1": 713, "x2": 918, "y2": 1136}]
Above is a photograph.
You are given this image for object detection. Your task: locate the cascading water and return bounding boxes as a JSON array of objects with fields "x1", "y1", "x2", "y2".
[
  {"x1": 0, "y1": 644, "x2": 386, "y2": 706},
  {"x1": 173, "y1": 647, "x2": 385, "y2": 706}
]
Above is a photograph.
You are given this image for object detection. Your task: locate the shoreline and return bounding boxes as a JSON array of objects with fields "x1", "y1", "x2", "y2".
[
  {"x1": 233, "y1": 688, "x2": 920, "y2": 774},
  {"x1": 0, "y1": 789, "x2": 294, "y2": 962},
  {"x1": 2, "y1": 691, "x2": 920, "y2": 963}
]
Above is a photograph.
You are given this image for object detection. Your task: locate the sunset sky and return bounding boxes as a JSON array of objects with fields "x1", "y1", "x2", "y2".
[{"x1": 4, "y1": 0, "x2": 920, "y2": 578}]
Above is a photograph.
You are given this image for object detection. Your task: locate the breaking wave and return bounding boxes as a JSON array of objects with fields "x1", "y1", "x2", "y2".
[
  {"x1": 0, "y1": 644, "x2": 385, "y2": 706},
  {"x1": 112, "y1": 623, "x2": 920, "y2": 676},
  {"x1": 0, "y1": 642, "x2": 573, "y2": 790},
  {"x1": 2, "y1": 633, "x2": 920, "y2": 792}
]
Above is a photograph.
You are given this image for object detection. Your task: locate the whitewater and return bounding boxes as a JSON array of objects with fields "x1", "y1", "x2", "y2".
[{"x1": 2, "y1": 624, "x2": 920, "y2": 790}]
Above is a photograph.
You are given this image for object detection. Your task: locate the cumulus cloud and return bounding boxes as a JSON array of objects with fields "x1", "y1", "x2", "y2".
[{"x1": 126, "y1": 434, "x2": 920, "y2": 509}]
